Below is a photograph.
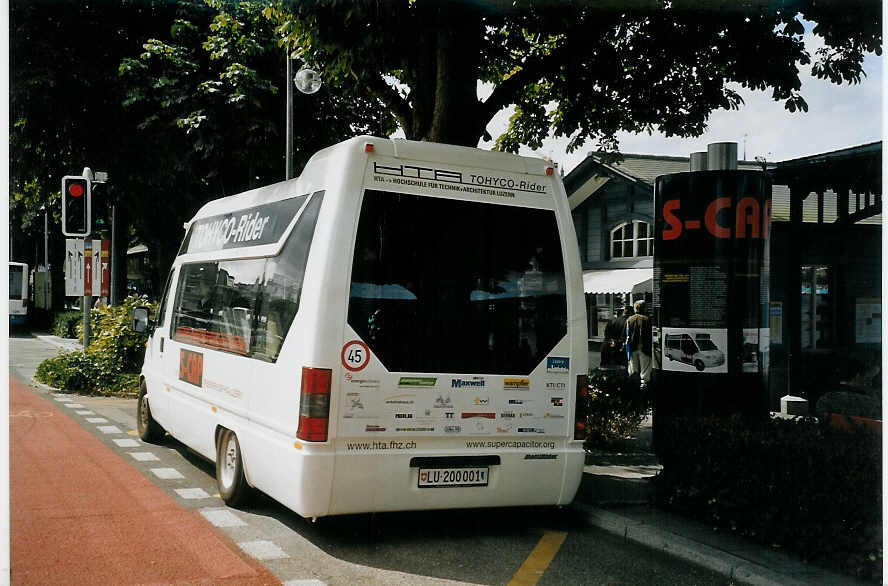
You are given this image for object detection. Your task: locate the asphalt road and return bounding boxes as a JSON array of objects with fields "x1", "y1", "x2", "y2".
[{"x1": 9, "y1": 330, "x2": 734, "y2": 585}]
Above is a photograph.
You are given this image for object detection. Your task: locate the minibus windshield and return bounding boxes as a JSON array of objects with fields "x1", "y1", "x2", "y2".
[{"x1": 348, "y1": 189, "x2": 567, "y2": 374}]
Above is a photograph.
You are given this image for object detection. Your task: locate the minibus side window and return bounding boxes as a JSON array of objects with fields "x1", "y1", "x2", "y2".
[
  {"x1": 255, "y1": 192, "x2": 324, "y2": 360},
  {"x1": 169, "y1": 193, "x2": 325, "y2": 361},
  {"x1": 171, "y1": 261, "x2": 263, "y2": 355}
]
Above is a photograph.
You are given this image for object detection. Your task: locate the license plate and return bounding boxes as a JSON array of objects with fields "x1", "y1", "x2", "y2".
[{"x1": 418, "y1": 467, "x2": 489, "y2": 488}]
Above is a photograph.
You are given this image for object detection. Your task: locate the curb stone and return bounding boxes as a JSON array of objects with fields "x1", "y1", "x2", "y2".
[{"x1": 574, "y1": 503, "x2": 842, "y2": 586}]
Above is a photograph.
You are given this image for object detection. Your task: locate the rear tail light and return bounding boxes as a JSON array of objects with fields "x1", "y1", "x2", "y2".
[
  {"x1": 574, "y1": 373, "x2": 588, "y2": 440},
  {"x1": 297, "y1": 366, "x2": 332, "y2": 442}
]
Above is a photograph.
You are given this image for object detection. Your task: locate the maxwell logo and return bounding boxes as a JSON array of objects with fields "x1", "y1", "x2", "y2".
[{"x1": 452, "y1": 378, "x2": 485, "y2": 388}]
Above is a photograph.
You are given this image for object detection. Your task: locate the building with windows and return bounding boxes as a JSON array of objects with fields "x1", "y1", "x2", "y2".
[{"x1": 564, "y1": 142, "x2": 881, "y2": 409}]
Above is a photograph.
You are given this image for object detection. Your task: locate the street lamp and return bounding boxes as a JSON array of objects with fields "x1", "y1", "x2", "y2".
[{"x1": 285, "y1": 54, "x2": 322, "y2": 180}]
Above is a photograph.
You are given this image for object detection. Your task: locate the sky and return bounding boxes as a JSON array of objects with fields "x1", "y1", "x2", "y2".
[{"x1": 479, "y1": 31, "x2": 883, "y2": 175}]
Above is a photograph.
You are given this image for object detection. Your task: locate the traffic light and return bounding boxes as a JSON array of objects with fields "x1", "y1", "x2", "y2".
[{"x1": 62, "y1": 175, "x2": 91, "y2": 236}]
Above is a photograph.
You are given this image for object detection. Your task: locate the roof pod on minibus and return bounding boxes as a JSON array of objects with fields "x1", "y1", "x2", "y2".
[{"x1": 183, "y1": 136, "x2": 557, "y2": 231}]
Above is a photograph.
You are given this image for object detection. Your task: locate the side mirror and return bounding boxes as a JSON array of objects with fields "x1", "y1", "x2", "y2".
[{"x1": 131, "y1": 306, "x2": 153, "y2": 334}]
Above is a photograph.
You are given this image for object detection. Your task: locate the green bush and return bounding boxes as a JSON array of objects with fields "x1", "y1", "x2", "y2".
[
  {"x1": 578, "y1": 368, "x2": 651, "y2": 447},
  {"x1": 652, "y1": 415, "x2": 882, "y2": 581},
  {"x1": 36, "y1": 295, "x2": 157, "y2": 396},
  {"x1": 53, "y1": 311, "x2": 82, "y2": 338}
]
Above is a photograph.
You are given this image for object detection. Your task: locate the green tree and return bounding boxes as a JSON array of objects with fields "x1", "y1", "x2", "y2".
[
  {"x1": 266, "y1": 0, "x2": 880, "y2": 152},
  {"x1": 117, "y1": 0, "x2": 394, "y2": 281},
  {"x1": 10, "y1": 0, "x2": 394, "y2": 298}
]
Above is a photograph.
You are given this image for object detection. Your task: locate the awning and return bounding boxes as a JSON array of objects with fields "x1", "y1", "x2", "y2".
[{"x1": 582, "y1": 268, "x2": 653, "y2": 294}]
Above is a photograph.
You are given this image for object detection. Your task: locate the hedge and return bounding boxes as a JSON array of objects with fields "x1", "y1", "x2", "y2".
[
  {"x1": 36, "y1": 296, "x2": 157, "y2": 396},
  {"x1": 53, "y1": 311, "x2": 82, "y2": 338},
  {"x1": 578, "y1": 368, "x2": 651, "y2": 448},
  {"x1": 652, "y1": 415, "x2": 882, "y2": 581}
]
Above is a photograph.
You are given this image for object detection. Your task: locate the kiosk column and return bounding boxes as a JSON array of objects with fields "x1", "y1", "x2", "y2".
[{"x1": 652, "y1": 144, "x2": 771, "y2": 450}]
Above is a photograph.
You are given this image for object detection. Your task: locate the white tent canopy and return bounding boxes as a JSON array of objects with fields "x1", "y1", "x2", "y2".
[{"x1": 582, "y1": 268, "x2": 652, "y2": 294}]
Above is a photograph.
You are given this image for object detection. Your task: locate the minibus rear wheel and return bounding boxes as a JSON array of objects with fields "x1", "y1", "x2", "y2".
[
  {"x1": 216, "y1": 428, "x2": 250, "y2": 506},
  {"x1": 137, "y1": 381, "x2": 166, "y2": 443}
]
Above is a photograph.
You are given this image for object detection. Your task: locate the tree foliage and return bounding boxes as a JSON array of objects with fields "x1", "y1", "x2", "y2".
[
  {"x1": 10, "y1": 0, "x2": 881, "y2": 299},
  {"x1": 266, "y1": 0, "x2": 880, "y2": 152},
  {"x1": 10, "y1": 0, "x2": 394, "y2": 294}
]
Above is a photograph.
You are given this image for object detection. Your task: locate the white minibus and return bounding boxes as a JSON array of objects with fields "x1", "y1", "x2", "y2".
[
  {"x1": 9, "y1": 262, "x2": 29, "y2": 327},
  {"x1": 134, "y1": 136, "x2": 588, "y2": 519}
]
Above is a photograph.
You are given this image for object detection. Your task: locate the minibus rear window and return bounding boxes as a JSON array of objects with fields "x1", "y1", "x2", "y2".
[
  {"x1": 348, "y1": 189, "x2": 567, "y2": 375},
  {"x1": 9, "y1": 266, "x2": 23, "y2": 300}
]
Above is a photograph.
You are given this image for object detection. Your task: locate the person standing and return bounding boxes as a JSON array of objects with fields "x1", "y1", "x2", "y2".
[
  {"x1": 602, "y1": 306, "x2": 629, "y2": 367},
  {"x1": 626, "y1": 299, "x2": 652, "y2": 387}
]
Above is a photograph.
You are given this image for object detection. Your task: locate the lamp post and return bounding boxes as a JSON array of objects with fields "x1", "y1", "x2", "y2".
[{"x1": 285, "y1": 51, "x2": 321, "y2": 180}]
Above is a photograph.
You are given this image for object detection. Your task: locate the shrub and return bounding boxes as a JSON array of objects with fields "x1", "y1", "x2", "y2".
[
  {"x1": 652, "y1": 415, "x2": 882, "y2": 581},
  {"x1": 578, "y1": 368, "x2": 651, "y2": 448},
  {"x1": 36, "y1": 295, "x2": 157, "y2": 396},
  {"x1": 53, "y1": 311, "x2": 82, "y2": 338}
]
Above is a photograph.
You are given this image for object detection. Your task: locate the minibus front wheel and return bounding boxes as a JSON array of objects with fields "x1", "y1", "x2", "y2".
[
  {"x1": 137, "y1": 380, "x2": 166, "y2": 443},
  {"x1": 216, "y1": 428, "x2": 251, "y2": 506}
]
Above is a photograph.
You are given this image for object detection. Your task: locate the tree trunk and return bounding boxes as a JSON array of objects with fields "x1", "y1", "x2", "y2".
[{"x1": 407, "y1": 4, "x2": 485, "y2": 147}]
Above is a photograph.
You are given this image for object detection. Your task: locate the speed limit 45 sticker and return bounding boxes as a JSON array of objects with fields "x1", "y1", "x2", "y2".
[{"x1": 341, "y1": 340, "x2": 371, "y2": 371}]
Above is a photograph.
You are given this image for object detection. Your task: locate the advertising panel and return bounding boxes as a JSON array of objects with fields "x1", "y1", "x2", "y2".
[{"x1": 654, "y1": 171, "x2": 770, "y2": 374}]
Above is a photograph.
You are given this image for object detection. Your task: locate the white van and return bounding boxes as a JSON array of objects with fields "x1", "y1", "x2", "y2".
[
  {"x1": 664, "y1": 333, "x2": 725, "y2": 371},
  {"x1": 134, "y1": 136, "x2": 588, "y2": 519}
]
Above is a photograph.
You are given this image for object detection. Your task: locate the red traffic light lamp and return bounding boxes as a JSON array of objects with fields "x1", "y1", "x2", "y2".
[{"x1": 62, "y1": 175, "x2": 91, "y2": 237}]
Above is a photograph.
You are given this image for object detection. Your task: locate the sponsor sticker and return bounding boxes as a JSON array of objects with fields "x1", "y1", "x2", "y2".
[
  {"x1": 444, "y1": 425, "x2": 462, "y2": 433},
  {"x1": 433, "y1": 395, "x2": 453, "y2": 408},
  {"x1": 546, "y1": 357, "x2": 569, "y2": 374},
  {"x1": 461, "y1": 412, "x2": 496, "y2": 419},
  {"x1": 524, "y1": 454, "x2": 558, "y2": 460},
  {"x1": 396, "y1": 427, "x2": 435, "y2": 432},
  {"x1": 545, "y1": 382, "x2": 567, "y2": 391},
  {"x1": 179, "y1": 349, "x2": 203, "y2": 387},
  {"x1": 344, "y1": 372, "x2": 380, "y2": 388},
  {"x1": 508, "y1": 398, "x2": 531, "y2": 405},
  {"x1": 550, "y1": 397, "x2": 564, "y2": 407},
  {"x1": 504, "y1": 377, "x2": 530, "y2": 391},
  {"x1": 517, "y1": 427, "x2": 546, "y2": 434},
  {"x1": 451, "y1": 377, "x2": 486, "y2": 389},
  {"x1": 385, "y1": 394, "x2": 415, "y2": 405},
  {"x1": 472, "y1": 396, "x2": 490, "y2": 405},
  {"x1": 365, "y1": 425, "x2": 387, "y2": 432},
  {"x1": 398, "y1": 377, "x2": 437, "y2": 388},
  {"x1": 394, "y1": 413, "x2": 414, "y2": 419}
]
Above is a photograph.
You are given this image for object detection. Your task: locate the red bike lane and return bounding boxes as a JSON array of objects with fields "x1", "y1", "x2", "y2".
[{"x1": 9, "y1": 376, "x2": 280, "y2": 585}]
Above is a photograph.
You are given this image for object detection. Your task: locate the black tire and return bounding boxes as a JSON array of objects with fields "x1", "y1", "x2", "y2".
[
  {"x1": 137, "y1": 382, "x2": 166, "y2": 443},
  {"x1": 216, "y1": 428, "x2": 251, "y2": 507},
  {"x1": 694, "y1": 360, "x2": 705, "y2": 371}
]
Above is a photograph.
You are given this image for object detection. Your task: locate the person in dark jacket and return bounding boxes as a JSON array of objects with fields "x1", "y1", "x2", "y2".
[
  {"x1": 626, "y1": 299, "x2": 652, "y2": 387},
  {"x1": 602, "y1": 307, "x2": 629, "y2": 367}
]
